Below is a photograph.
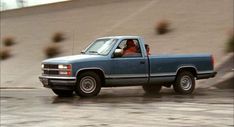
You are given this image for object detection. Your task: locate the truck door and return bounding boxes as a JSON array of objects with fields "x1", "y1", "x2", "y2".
[{"x1": 108, "y1": 39, "x2": 148, "y2": 86}]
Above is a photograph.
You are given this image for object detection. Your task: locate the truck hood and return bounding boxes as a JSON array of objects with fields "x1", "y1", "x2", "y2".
[{"x1": 42, "y1": 54, "x2": 104, "y2": 64}]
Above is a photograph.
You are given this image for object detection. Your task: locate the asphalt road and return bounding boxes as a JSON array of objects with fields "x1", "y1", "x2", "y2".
[{"x1": 1, "y1": 87, "x2": 233, "y2": 127}]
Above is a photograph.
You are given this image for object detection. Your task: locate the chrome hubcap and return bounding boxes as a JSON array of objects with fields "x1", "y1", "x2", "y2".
[
  {"x1": 180, "y1": 76, "x2": 192, "y2": 90},
  {"x1": 80, "y1": 76, "x2": 96, "y2": 93}
]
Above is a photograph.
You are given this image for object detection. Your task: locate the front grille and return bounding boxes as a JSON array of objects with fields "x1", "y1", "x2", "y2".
[
  {"x1": 43, "y1": 70, "x2": 59, "y2": 75},
  {"x1": 43, "y1": 64, "x2": 59, "y2": 75},
  {"x1": 44, "y1": 64, "x2": 58, "y2": 69}
]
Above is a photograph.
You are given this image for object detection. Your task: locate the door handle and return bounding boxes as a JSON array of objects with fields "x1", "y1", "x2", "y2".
[{"x1": 140, "y1": 61, "x2": 145, "y2": 64}]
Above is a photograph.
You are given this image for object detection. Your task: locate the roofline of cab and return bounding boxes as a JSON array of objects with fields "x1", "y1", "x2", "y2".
[{"x1": 97, "y1": 36, "x2": 141, "y2": 40}]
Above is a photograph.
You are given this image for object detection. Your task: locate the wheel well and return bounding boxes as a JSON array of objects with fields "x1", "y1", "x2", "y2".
[
  {"x1": 76, "y1": 69, "x2": 105, "y2": 85},
  {"x1": 176, "y1": 67, "x2": 197, "y2": 77}
]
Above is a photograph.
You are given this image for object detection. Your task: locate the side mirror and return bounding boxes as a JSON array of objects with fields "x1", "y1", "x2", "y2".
[
  {"x1": 113, "y1": 49, "x2": 123, "y2": 57},
  {"x1": 81, "y1": 50, "x2": 85, "y2": 54}
]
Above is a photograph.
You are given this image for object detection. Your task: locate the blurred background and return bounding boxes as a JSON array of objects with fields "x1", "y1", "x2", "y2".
[
  {"x1": 0, "y1": 0, "x2": 233, "y2": 88},
  {"x1": 0, "y1": 0, "x2": 69, "y2": 11}
]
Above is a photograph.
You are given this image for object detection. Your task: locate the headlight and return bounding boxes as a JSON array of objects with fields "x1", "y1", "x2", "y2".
[
  {"x1": 58, "y1": 64, "x2": 72, "y2": 76},
  {"x1": 58, "y1": 64, "x2": 65, "y2": 69},
  {"x1": 58, "y1": 64, "x2": 71, "y2": 69},
  {"x1": 41, "y1": 64, "x2": 44, "y2": 69}
]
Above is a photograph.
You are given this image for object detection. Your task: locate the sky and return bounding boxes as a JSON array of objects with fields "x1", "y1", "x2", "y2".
[{"x1": 0, "y1": 0, "x2": 69, "y2": 11}]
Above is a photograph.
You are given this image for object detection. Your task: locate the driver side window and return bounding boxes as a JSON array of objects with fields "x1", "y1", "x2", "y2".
[{"x1": 114, "y1": 39, "x2": 142, "y2": 58}]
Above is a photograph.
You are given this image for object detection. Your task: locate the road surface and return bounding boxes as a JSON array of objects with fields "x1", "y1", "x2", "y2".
[{"x1": 1, "y1": 87, "x2": 233, "y2": 127}]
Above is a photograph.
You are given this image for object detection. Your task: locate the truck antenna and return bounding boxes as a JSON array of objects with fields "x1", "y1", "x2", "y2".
[{"x1": 72, "y1": 31, "x2": 75, "y2": 55}]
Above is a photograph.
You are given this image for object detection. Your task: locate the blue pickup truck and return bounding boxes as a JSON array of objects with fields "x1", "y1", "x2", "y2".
[{"x1": 39, "y1": 36, "x2": 216, "y2": 97}]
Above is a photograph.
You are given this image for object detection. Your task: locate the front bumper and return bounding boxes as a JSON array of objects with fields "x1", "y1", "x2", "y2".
[{"x1": 39, "y1": 76, "x2": 76, "y2": 90}]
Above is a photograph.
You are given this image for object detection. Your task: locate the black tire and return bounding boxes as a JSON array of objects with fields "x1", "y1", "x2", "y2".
[
  {"x1": 173, "y1": 71, "x2": 195, "y2": 94},
  {"x1": 142, "y1": 84, "x2": 162, "y2": 94},
  {"x1": 52, "y1": 89, "x2": 73, "y2": 97},
  {"x1": 75, "y1": 71, "x2": 101, "y2": 97}
]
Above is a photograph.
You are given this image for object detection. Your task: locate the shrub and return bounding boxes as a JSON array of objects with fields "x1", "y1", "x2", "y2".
[
  {"x1": 226, "y1": 33, "x2": 234, "y2": 53},
  {"x1": 155, "y1": 20, "x2": 170, "y2": 35},
  {"x1": 0, "y1": 48, "x2": 11, "y2": 60},
  {"x1": 44, "y1": 44, "x2": 60, "y2": 58},
  {"x1": 52, "y1": 32, "x2": 65, "y2": 43},
  {"x1": 3, "y1": 37, "x2": 15, "y2": 46}
]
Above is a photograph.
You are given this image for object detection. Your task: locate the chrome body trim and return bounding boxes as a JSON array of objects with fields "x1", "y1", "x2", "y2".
[
  {"x1": 75, "y1": 67, "x2": 105, "y2": 77},
  {"x1": 176, "y1": 66, "x2": 215, "y2": 75},
  {"x1": 175, "y1": 66, "x2": 198, "y2": 74},
  {"x1": 106, "y1": 74, "x2": 147, "y2": 78},
  {"x1": 42, "y1": 68, "x2": 59, "y2": 71},
  {"x1": 150, "y1": 73, "x2": 176, "y2": 77},
  {"x1": 39, "y1": 76, "x2": 76, "y2": 80}
]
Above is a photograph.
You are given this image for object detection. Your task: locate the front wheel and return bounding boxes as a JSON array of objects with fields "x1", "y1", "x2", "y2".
[
  {"x1": 142, "y1": 84, "x2": 162, "y2": 94},
  {"x1": 75, "y1": 72, "x2": 101, "y2": 97},
  {"x1": 52, "y1": 89, "x2": 73, "y2": 97},
  {"x1": 173, "y1": 71, "x2": 195, "y2": 94}
]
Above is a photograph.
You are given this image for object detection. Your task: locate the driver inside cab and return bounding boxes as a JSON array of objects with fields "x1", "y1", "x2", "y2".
[{"x1": 123, "y1": 39, "x2": 138, "y2": 56}]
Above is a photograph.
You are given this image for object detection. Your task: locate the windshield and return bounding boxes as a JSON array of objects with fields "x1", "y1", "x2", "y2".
[{"x1": 83, "y1": 39, "x2": 117, "y2": 55}]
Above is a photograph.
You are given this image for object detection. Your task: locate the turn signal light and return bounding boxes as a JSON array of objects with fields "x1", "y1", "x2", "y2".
[
  {"x1": 67, "y1": 71, "x2": 71, "y2": 76},
  {"x1": 67, "y1": 65, "x2": 71, "y2": 69},
  {"x1": 59, "y1": 70, "x2": 72, "y2": 76}
]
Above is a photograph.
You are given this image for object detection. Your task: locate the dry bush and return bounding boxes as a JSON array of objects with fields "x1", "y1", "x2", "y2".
[
  {"x1": 0, "y1": 48, "x2": 11, "y2": 60},
  {"x1": 226, "y1": 33, "x2": 234, "y2": 53},
  {"x1": 155, "y1": 20, "x2": 170, "y2": 35},
  {"x1": 44, "y1": 44, "x2": 60, "y2": 58},
  {"x1": 3, "y1": 37, "x2": 15, "y2": 46},
  {"x1": 52, "y1": 32, "x2": 65, "y2": 43}
]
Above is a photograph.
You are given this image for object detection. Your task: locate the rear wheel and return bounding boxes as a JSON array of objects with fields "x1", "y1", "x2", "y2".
[
  {"x1": 173, "y1": 71, "x2": 195, "y2": 94},
  {"x1": 142, "y1": 84, "x2": 162, "y2": 94},
  {"x1": 75, "y1": 71, "x2": 101, "y2": 97},
  {"x1": 52, "y1": 89, "x2": 73, "y2": 97}
]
